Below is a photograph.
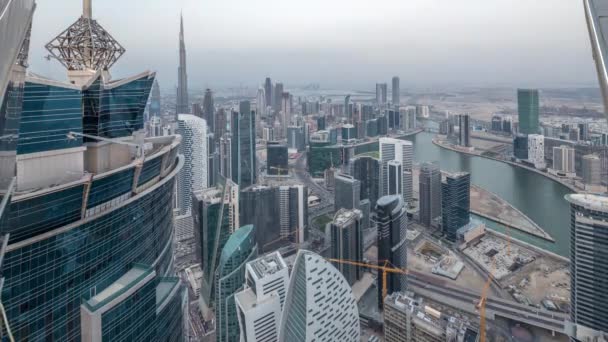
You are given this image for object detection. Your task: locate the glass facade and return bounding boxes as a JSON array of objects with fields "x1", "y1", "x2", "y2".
[
  {"x1": 349, "y1": 156, "x2": 381, "y2": 208},
  {"x1": 517, "y1": 89, "x2": 540, "y2": 135},
  {"x1": 215, "y1": 225, "x2": 258, "y2": 342},
  {"x1": 1, "y1": 153, "x2": 182, "y2": 341},
  {"x1": 441, "y1": 172, "x2": 471, "y2": 241},
  {"x1": 231, "y1": 101, "x2": 256, "y2": 189},
  {"x1": 19, "y1": 81, "x2": 83, "y2": 155},
  {"x1": 83, "y1": 74, "x2": 154, "y2": 140}
]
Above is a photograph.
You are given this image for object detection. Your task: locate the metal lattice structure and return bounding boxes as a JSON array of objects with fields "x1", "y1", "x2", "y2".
[{"x1": 45, "y1": 15, "x2": 125, "y2": 71}]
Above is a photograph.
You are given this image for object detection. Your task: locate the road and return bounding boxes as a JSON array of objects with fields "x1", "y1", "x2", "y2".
[{"x1": 293, "y1": 152, "x2": 335, "y2": 219}]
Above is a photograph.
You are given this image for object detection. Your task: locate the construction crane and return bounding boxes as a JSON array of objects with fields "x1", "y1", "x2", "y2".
[
  {"x1": 476, "y1": 257, "x2": 496, "y2": 342},
  {"x1": 325, "y1": 258, "x2": 407, "y2": 301}
]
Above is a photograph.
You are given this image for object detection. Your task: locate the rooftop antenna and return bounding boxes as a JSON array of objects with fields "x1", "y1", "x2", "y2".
[{"x1": 83, "y1": 0, "x2": 92, "y2": 19}]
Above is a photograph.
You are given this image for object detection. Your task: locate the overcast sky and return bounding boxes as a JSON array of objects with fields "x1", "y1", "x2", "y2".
[{"x1": 29, "y1": 0, "x2": 598, "y2": 91}]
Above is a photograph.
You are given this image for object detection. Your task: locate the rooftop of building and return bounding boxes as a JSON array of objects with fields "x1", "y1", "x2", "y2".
[
  {"x1": 566, "y1": 193, "x2": 608, "y2": 212},
  {"x1": 85, "y1": 264, "x2": 154, "y2": 312},
  {"x1": 333, "y1": 209, "x2": 363, "y2": 227},
  {"x1": 248, "y1": 251, "x2": 287, "y2": 279}
]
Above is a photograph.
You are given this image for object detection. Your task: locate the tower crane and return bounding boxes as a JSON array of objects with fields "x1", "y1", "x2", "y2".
[{"x1": 476, "y1": 257, "x2": 496, "y2": 342}]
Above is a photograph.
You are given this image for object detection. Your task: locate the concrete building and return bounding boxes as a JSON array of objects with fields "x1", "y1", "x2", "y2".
[
  {"x1": 416, "y1": 105, "x2": 430, "y2": 119},
  {"x1": 513, "y1": 134, "x2": 529, "y2": 160},
  {"x1": 177, "y1": 114, "x2": 208, "y2": 215},
  {"x1": 203, "y1": 88, "x2": 215, "y2": 133},
  {"x1": 235, "y1": 252, "x2": 289, "y2": 342},
  {"x1": 528, "y1": 134, "x2": 546, "y2": 169},
  {"x1": 419, "y1": 162, "x2": 442, "y2": 228},
  {"x1": 215, "y1": 225, "x2": 258, "y2": 342},
  {"x1": 278, "y1": 250, "x2": 360, "y2": 342},
  {"x1": 376, "y1": 83, "x2": 388, "y2": 106},
  {"x1": 458, "y1": 114, "x2": 471, "y2": 147},
  {"x1": 387, "y1": 160, "x2": 403, "y2": 196},
  {"x1": 279, "y1": 185, "x2": 308, "y2": 244},
  {"x1": 565, "y1": 194, "x2": 608, "y2": 341},
  {"x1": 273, "y1": 82, "x2": 284, "y2": 113},
  {"x1": 330, "y1": 209, "x2": 364, "y2": 286},
  {"x1": 518, "y1": 89, "x2": 540, "y2": 135},
  {"x1": 441, "y1": 172, "x2": 471, "y2": 241},
  {"x1": 335, "y1": 173, "x2": 362, "y2": 212},
  {"x1": 349, "y1": 156, "x2": 382, "y2": 207},
  {"x1": 287, "y1": 125, "x2": 305, "y2": 152},
  {"x1": 550, "y1": 145, "x2": 576, "y2": 177},
  {"x1": 376, "y1": 196, "x2": 408, "y2": 309}
]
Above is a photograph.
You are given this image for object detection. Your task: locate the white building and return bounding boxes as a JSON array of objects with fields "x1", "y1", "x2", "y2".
[
  {"x1": 550, "y1": 145, "x2": 576, "y2": 177},
  {"x1": 416, "y1": 105, "x2": 430, "y2": 119},
  {"x1": 380, "y1": 138, "x2": 414, "y2": 204},
  {"x1": 527, "y1": 134, "x2": 546, "y2": 170},
  {"x1": 235, "y1": 252, "x2": 289, "y2": 342},
  {"x1": 399, "y1": 106, "x2": 417, "y2": 132},
  {"x1": 279, "y1": 185, "x2": 307, "y2": 243},
  {"x1": 177, "y1": 114, "x2": 208, "y2": 215},
  {"x1": 278, "y1": 250, "x2": 360, "y2": 342}
]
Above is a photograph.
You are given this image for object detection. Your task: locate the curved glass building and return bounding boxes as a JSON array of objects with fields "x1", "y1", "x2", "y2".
[{"x1": 0, "y1": 1, "x2": 186, "y2": 340}]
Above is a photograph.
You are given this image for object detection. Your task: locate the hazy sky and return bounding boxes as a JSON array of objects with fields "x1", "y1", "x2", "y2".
[{"x1": 29, "y1": 0, "x2": 598, "y2": 91}]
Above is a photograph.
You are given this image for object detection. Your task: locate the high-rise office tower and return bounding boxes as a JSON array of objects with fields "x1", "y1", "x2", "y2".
[
  {"x1": 392, "y1": 76, "x2": 400, "y2": 105},
  {"x1": 376, "y1": 83, "x2": 388, "y2": 106},
  {"x1": 208, "y1": 134, "x2": 219, "y2": 187},
  {"x1": 387, "y1": 160, "x2": 403, "y2": 196},
  {"x1": 349, "y1": 156, "x2": 381, "y2": 207},
  {"x1": 278, "y1": 250, "x2": 360, "y2": 342},
  {"x1": 257, "y1": 86, "x2": 266, "y2": 117},
  {"x1": 416, "y1": 105, "x2": 430, "y2": 119},
  {"x1": 215, "y1": 224, "x2": 258, "y2": 342},
  {"x1": 203, "y1": 88, "x2": 215, "y2": 133},
  {"x1": 176, "y1": 14, "x2": 189, "y2": 114},
  {"x1": 192, "y1": 178, "x2": 240, "y2": 313},
  {"x1": 330, "y1": 209, "x2": 364, "y2": 286},
  {"x1": 513, "y1": 134, "x2": 529, "y2": 160},
  {"x1": 345, "y1": 94, "x2": 352, "y2": 121},
  {"x1": 565, "y1": 194, "x2": 608, "y2": 341},
  {"x1": 264, "y1": 77, "x2": 273, "y2": 111},
  {"x1": 150, "y1": 79, "x2": 161, "y2": 118},
  {"x1": 220, "y1": 134, "x2": 232, "y2": 180},
  {"x1": 419, "y1": 162, "x2": 442, "y2": 227},
  {"x1": 441, "y1": 172, "x2": 471, "y2": 241},
  {"x1": 231, "y1": 101, "x2": 257, "y2": 188},
  {"x1": 177, "y1": 114, "x2": 208, "y2": 215},
  {"x1": 273, "y1": 82, "x2": 284, "y2": 113},
  {"x1": 380, "y1": 137, "x2": 414, "y2": 204},
  {"x1": 552, "y1": 145, "x2": 576, "y2": 175},
  {"x1": 192, "y1": 102, "x2": 203, "y2": 118},
  {"x1": 517, "y1": 89, "x2": 539, "y2": 135},
  {"x1": 267, "y1": 141, "x2": 289, "y2": 176},
  {"x1": 279, "y1": 185, "x2": 308, "y2": 243},
  {"x1": 458, "y1": 114, "x2": 471, "y2": 147},
  {"x1": 235, "y1": 252, "x2": 290, "y2": 342},
  {"x1": 287, "y1": 125, "x2": 305, "y2": 151},
  {"x1": 376, "y1": 196, "x2": 408, "y2": 309},
  {"x1": 527, "y1": 134, "x2": 546, "y2": 169},
  {"x1": 582, "y1": 154, "x2": 602, "y2": 185},
  {"x1": 579, "y1": 123, "x2": 590, "y2": 141},
  {"x1": 2, "y1": 1, "x2": 185, "y2": 339},
  {"x1": 216, "y1": 108, "x2": 228, "y2": 143},
  {"x1": 335, "y1": 173, "x2": 361, "y2": 211}
]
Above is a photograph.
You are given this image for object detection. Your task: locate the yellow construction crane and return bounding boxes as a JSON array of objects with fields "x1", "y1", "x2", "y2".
[
  {"x1": 476, "y1": 257, "x2": 496, "y2": 342},
  {"x1": 325, "y1": 258, "x2": 408, "y2": 301}
]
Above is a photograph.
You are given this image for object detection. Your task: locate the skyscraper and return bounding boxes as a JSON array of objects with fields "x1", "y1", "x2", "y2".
[
  {"x1": 267, "y1": 141, "x2": 289, "y2": 176},
  {"x1": 582, "y1": 154, "x2": 602, "y2": 185},
  {"x1": 458, "y1": 114, "x2": 470, "y2": 147},
  {"x1": 441, "y1": 172, "x2": 471, "y2": 241},
  {"x1": 517, "y1": 89, "x2": 539, "y2": 135},
  {"x1": 264, "y1": 77, "x2": 273, "y2": 111},
  {"x1": 177, "y1": 114, "x2": 208, "y2": 215},
  {"x1": 235, "y1": 252, "x2": 290, "y2": 342},
  {"x1": 419, "y1": 162, "x2": 442, "y2": 227},
  {"x1": 203, "y1": 88, "x2": 215, "y2": 133},
  {"x1": 376, "y1": 83, "x2": 388, "y2": 106},
  {"x1": 335, "y1": 173, "x2": 362, "y2": 212},
  {"x1": 552, "y1": 145, "x2": 576, "y2": 176},
  {"x1": 278, "y1": 250, "x2": 360, "y2": 342},
  {"x1": 380, "y1": 137, "x2": 414, "y2": 204},
  {"x1": 273, "y1": 82, "x2": 284, "y2": 113},
  {"x1": 376, "y1": 195, "x2": 408, "y2": 309},
  {"x1": 176, "y1": 14, "x2": 189, "y2": 114},
  {"x1": 2, "y1": 2, "x2": 185, "y2": 339},
  {"x1": 387, "y1": 160, "x2": 403, "y2": 196},
  {"x1": 231, "y1": 101, "x2": 257, "y2": 188},
  {"x1": 150, "y1": 79, "x2": 161, "y2": 118},
  {"x1": 279, "y1": 185, "x2": 308, "y2": 243},
  {"x1": 349, "y1": 156, "x2": 381, "y2": 208},
  {"x1": 256, "y1": 86, "x2": 266, "y2": 117},
  {"x1": 392, "y1": 76, "x2": 400, "y2": 105},
  {"x1": 527, "y1": 134, "x2": 546, "y2": 169},
  {"x1": 330, "y1": 209, "x2": 364, "y2": 286},
  {"x1": 215, "y1": 224, "x2": 258, "y2": 342},
  {"x1": 565, "y1": 194, "x2": 608, "y2": 341},
  {"x1": 220, "y1": 134, "x2": 232, "y2": 180}
]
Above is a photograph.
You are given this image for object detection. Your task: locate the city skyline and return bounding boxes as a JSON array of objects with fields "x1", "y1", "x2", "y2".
[{"x1": 28, "y1": 0, "x2": 597, "y2": 89}]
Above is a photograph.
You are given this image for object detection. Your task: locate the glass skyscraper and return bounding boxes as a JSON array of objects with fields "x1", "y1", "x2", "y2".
[
  {"x1": 517, "y1": 89, "x2": 540, "y2": 135},
  {"x1": 0, "y1": 2, "x2": 186, "y2": 340},
  {"x1": 215, "y1": 224, "x2": 258, "y2": 342},
  {"x1": 231, "y1": 101, "x2": 257, "y2": 189},
  {"x1": 441, "y1": 172, "x2": 471, "y2": 241}
]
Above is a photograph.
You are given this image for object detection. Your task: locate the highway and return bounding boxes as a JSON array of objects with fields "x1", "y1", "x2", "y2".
[{"x1": 408, "y1": 272, "x2": 567, "y2": 333}]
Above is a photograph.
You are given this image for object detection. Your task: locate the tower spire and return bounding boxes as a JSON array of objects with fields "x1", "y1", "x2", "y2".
[{"x1": 83, "y1": 0, "x2": 92, "y2": 18}]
